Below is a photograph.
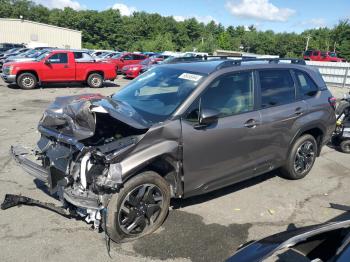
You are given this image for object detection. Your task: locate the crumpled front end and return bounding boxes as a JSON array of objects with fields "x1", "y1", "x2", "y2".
[{"x1": 10, "y1": 93, "x2": 149, "y2": 229}]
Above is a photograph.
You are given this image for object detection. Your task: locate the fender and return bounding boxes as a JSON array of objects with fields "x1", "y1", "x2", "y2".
[{"x1": 120, "y1": 140, "x2": 180, "y2": 181}]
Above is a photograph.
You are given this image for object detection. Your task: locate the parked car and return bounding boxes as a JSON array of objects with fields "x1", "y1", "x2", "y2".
[
  {"x1": 1, "y1": 50, "x2": 116, "y2": 89},
  {"x1": 106, "y1": 52, "x2": 148, "y2": 72},
  {"x1": 0, "y1": 43, "x2": 25, "y2": 53},
  {"x1": 121, "y1": 56, "x2": 165, "y2": 78},
  {"x1": 9, "y1": 58, "x2": 335, "y2": 243},
  {"x1": 304, "y1": 50, "x2": 346, "y2": 62},
  {"x1": 91, "y1": 50, "x2": 114, "y2": 57},
  {"x1": 0, "y1": 48, "x2": 31, "y2": 68},
  {"x1": 94, "y1": 51, "x2": 120, "y2": 61},
  {"x1": 3, "y1": 48, "x2": 53, "y2": 64}
]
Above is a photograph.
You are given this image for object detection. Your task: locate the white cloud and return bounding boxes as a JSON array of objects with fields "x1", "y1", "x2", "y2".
[
  {"x1": 173, "y1": 15, "x2": 217, "y2": 24},
  {"x1": 226, "y1": 0, "x2": 295, "y2": 22},
  {"x1": 112, "y1": 3, "x2": 137, "y2": 16},
  {"x1": 173, "y1": 15, "x2": 186, "y2": 22},
  {"x1": 301, "y1": 18, "x2": 327, "y2": 28},
  {"x1": 33, "y1": 0, "x2": 83, "y2": 10}
]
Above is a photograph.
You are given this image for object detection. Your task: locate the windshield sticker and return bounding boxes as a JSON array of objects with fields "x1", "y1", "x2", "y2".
[{"x1": 178, "y1": 73, "x2": 202, "y2": 82}]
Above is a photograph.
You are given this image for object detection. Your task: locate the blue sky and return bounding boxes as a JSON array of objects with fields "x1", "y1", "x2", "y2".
[{"x1": 35, "y1": 0, "x2": 350, "y2": 33}]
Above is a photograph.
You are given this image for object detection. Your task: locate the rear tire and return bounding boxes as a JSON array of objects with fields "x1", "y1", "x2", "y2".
[
  {"x1": 340, "y1": 140, "x2": 350, "y2": 154},
  {"x1": 87, "y1": 73, "x2": 103, "y2": 88},
  {"x1": 106, "y1": 171, "x2": 170, "y2": 243},
  {"x1": 280, "y1": 134, "x2": 317, "y2": 180},
  {"x1": 17, "y1": 73, "x2": 37, "y2": 90}
]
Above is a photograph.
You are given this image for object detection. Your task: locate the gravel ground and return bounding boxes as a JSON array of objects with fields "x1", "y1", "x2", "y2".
[{"x1": 0, "y1": 78, "x2": 349, "y2": 262}]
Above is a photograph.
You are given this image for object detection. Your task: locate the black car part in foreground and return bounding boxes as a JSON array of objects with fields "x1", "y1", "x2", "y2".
[{"x1": 227, "y1": 204, "x2": 350, "y2": 262}]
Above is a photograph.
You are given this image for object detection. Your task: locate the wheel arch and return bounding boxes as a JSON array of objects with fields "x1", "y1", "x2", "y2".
[
  {"x1": 86, "y1": 70, "x2": 104, "y2": 80},
  {"x1": 290, "y1": 125, "x2": 325, "y2": 157},
  {"x1": 16, "y1": 70, "x2": 39, "y2": 82},
  {"x1": 122, "y1": 154, "x2": 183, "y2": 198}
]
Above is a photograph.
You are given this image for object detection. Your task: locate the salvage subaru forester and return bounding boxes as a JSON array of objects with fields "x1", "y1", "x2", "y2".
[{"x1": 9, "y1": 58, "x2": 336, "y2": 242}]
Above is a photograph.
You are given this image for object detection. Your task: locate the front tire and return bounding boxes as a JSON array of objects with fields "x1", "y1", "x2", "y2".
[
  {"x1": 87, "y1": 73, "x2": 103, "y2": 88},
  {"x1": 17, "y1": 73, "x2": 37, "y2": 90},
  {"x1": 280, "y1": 134, "x2": 317, "y2": 180},
  {"x1": 106, "y1": 171, "x2": 170, "y2": 242}
]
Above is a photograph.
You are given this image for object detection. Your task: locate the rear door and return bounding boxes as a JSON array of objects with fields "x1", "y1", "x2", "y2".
[
  {"x1": 182, "y1": 70, "x2": 267, "y2": 196},
  {"x1": 42, "y1": 52, "x2": 75, "y2": 81},
  {"x1": 257, "y1": 69, "x2": 308, "y2": 168}
]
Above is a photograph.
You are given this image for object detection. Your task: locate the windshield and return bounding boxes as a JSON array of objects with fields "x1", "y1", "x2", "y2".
[
  {"x1": 112, "y1": 67, "x2": 206, "y2": 124},
  {"x1": 329, "y1": 52, "x2": 337, "y2": 57},
  {"x1": 35, "y1": 51, "x2": 50, "y2": 61},
  {"x1": 112, "y1": 53, "x2": 122, "y2": 58}
]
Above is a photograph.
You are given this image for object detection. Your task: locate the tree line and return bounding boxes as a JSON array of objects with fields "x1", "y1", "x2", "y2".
[{"x1": 1, "y1": 0, "x2": 350, "y2": 60}]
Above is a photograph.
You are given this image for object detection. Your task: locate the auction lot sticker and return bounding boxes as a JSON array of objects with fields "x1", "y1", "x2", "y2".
[{"x1": 179, "y1": 73, "x2": 203, "y2": 81}]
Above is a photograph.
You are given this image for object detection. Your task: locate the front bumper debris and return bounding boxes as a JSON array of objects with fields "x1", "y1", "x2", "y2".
[
  {"x1": 1, "y1": 194, "x2": 78, "y2": 219},
  {"x1": 10, "y1": 145, "x2": 48, "y2": 183}
]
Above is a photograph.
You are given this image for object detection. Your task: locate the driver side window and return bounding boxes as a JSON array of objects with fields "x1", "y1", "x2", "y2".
[
  {"x1": 186, "y1": 71, "x2": 254, "y2": 121},
  {"x1": 48, "y1": 53, "x2": 68, "y2": 64}
]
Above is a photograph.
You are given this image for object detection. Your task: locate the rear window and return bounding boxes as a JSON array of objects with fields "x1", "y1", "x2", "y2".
[
  {"x1": 294, "y1": 70, "x2": 318, "y2": 99},
  {"x1": 259, "y1": 70, "x2": 295, "y2": 108}
]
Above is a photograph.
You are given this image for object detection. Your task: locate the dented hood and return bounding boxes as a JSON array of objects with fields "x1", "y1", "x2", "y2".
[{"x1": 39, "y1": 93, "x2": 149, "y2": 141}]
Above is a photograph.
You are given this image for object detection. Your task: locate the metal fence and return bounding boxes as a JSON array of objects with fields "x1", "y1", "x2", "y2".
[{"x1": 306, "y1": 61, "x2": 350, "y2": 88}]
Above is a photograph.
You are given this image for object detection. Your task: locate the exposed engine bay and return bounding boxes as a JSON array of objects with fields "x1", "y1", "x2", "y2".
[{"x1": 8, "y1": 94, "x2": 149, "y2": 230}]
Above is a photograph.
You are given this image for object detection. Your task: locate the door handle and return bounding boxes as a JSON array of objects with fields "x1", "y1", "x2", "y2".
[
  {"x1": 64, "y1": 65, "x2": 69, "y2": 68},
  {"x1": 295, "y1": 107, "x2": 304, "y2": 115},
  {"x1": 244, "y1": 119, "x2": 259, "y2": 128}
]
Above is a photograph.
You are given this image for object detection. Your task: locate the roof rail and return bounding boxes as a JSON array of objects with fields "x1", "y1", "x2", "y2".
[{"x1": 215, "y1": 57, "x2": 306, "y2": 70}]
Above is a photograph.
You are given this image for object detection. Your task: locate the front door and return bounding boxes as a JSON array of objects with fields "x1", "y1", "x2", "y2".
[
  {"x1": 182, "y1": 70, "x2": 266, "y2": 196},
  {"x1": 42, "y1": 52, "x2": 75, "y2": 81}
]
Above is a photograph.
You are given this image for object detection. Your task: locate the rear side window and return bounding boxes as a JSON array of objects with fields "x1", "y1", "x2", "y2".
[
  {"x1": 259, "y1": 70, "x2": 295, "y2": 108},
  {"x1": 73, "y1": 52, "x2": 83, "y2": 59},
  {"x1": 294, "y1": 70, "x2": 318, "y2": 98},
  {"x1": 49, "y1": 53, "x2": 68, "y2": 63},
  {"x1": 123, "y1": 54, "x2": 133, "y2": 60}
]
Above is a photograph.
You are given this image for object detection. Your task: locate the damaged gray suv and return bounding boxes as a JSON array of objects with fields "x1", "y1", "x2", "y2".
[{"x1": 10, "y1": 58, "x2": 336, "y2": 242}]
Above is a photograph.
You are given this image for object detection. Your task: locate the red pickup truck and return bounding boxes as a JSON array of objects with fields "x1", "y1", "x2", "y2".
[
  {"x1": 1, "y1": 50, "x2": 116, "y2": 89},
  {"x1": 303, "y1": 50, "x2": 346, "y2": 62}
]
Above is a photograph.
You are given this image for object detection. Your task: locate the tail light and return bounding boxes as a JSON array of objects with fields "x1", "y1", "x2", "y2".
[{"x1": 328, "y1": 96, "x2": 337, "y2": 109}]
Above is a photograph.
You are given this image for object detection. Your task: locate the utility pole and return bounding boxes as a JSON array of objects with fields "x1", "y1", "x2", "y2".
[
  {"x1": 305, "y1": 35, "x2": 311, "y2": 51},
  {"x1": 333, "y1": 41, "x2": 337, "y2": 52}
]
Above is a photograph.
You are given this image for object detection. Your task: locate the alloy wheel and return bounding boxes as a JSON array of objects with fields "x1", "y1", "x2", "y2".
[
  {"x1": 91, "y1": 77, "x2": 101, "y2": 87},
  {"x1": 294, "y1": 141, "x2": 315, "y2": 174},
  {"x1": 118, "y1": 183, "x2": 163, "y2": 235},
  {"x1": 22, "y1": 77, "x2": 34, "y2": 88}
]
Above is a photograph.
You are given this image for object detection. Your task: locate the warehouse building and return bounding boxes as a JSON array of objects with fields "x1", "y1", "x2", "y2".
[{"x1": 0, "y1": 18, "x2": 81, "y2": 49}]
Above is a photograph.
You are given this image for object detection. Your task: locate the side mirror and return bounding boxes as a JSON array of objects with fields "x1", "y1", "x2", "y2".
[
  {"x1": 44, "y1": 59, "x2": 50, "y2": 65},
  {"x1": 197, "y1": 109, "x2": 219, "y2": 127},
  {"x1": 120, "y1": 58, "x2": 124, "y2": 62}
]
